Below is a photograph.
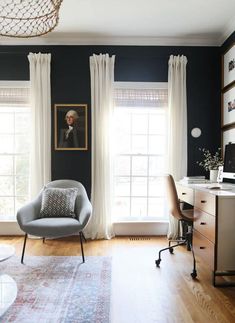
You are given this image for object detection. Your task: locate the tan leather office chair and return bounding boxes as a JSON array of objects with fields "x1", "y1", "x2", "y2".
[{"x1": 155, "y1": 174, "x2": 197, "y2": 279}]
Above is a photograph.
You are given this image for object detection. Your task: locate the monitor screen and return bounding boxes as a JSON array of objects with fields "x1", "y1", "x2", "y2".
[{"x1": 223, "y1": 143, "x2": 235, "y2": 182}]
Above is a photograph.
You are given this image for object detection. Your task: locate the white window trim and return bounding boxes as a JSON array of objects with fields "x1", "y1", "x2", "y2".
[
  {"x1": 114, "y1": 81, "x2": 167, "y2": 89},
  {"x1": 113, "y1": 81, "x2": 168, "y2": 226},
  {"x1": 0, "y1": 81, "x2": 29, "y2": 88},
  {"x1": 0, "y1": 80, "x2": 30, "y2": 223}
]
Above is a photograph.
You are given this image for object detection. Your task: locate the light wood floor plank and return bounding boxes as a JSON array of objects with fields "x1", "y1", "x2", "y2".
[{"x1": 0, "y1": 236, "x2": 235, "y2": 322}]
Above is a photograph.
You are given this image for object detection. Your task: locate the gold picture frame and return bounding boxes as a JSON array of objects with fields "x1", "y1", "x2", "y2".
[{"x1": 54, "y1": 104, "x2": 88, "y2": 150}]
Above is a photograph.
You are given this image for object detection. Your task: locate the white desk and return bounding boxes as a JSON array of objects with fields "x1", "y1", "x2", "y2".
[
  {"x1": 176, "y1": 182, "x2": 235, "y2": 286},
  {"x1": 0, "y1": 244, "x2": 17, "y2": 317}
]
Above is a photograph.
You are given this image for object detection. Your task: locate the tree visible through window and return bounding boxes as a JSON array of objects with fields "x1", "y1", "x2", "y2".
[
  {"x1": 0, "y1": 83, "x2": 30, "y2": 220},
  {"x1": 113, "y1": 83, "x2": 168, "y2": 221}
]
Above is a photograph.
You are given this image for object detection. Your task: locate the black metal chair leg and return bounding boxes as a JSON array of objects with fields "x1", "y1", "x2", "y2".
[
  {"x1": 155, "y1": 240, "x2": 186, "y2": 267},
  {"x1": 79, "y1": 232, "x2": 85, "y2": 263},
  {"x1": 42, "y1": 237, "x2": 45, "y2": 243},
  {"x1": 189, "y1": 240, "x2": 197, "y2": 279},
  {"x1": 21, "y1": 233, "x2": 28, "y2": 264},
  {"x1": 81, "y1": 231, "x2": 87, "y2": 243}
]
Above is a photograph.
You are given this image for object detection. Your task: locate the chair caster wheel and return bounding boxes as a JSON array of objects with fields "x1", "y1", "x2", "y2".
[
  {"x1": 169, "y1": 247, "x2": 174, "y2": 254},
  {"x1": 191, "y1": 270, "x2": 197, "y2": 279},
  {"x1": 155, "y1": 259, "x2": 161, "y2": 267},
  {"x1": 187, "y1": 245, "x2": 191, "y2": 251}
]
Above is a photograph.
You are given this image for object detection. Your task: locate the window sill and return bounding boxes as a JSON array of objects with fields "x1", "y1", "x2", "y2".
[
  {"x1": 0, "y1": 219, "x2": 17, "y2": 223},
  {"x1": 113, "y1": 221, "x2": 168, "y2": 235},
  {"x1": 114, "y1": 220, "x2": 168, "y2": 224}
]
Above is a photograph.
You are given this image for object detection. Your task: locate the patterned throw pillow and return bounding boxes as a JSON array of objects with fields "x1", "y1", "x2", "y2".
[{"x1": 39, "y1": 187, "x2": 78, "y2": 218}]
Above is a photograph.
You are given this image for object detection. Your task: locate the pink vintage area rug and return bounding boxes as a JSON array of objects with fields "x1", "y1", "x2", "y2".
[{"x1": 1, "y1": 256, "x2": 111, "y2": 323}]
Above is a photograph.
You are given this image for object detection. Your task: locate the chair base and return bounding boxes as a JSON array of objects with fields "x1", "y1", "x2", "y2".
[
  {"x1": 20, "y1": 232, "x2": 86, "y2": 264},
  {"x1": 155, "y1": 230, "x2": 197, "y2": 279}
]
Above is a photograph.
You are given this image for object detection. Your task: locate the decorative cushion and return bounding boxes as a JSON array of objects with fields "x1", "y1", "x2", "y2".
[{"x1": 39, "y1": 187, "x2": 78, "y2": 218}]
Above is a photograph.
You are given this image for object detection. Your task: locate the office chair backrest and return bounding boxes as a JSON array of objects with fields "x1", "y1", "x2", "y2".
[{"x1": 165, "y1": 174, "x2": 182, "y2": 220}]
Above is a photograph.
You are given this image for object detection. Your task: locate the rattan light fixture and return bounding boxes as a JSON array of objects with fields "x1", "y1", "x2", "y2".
[{"x1": 0, "y1": 0, "x2": 63, "y2": 38}]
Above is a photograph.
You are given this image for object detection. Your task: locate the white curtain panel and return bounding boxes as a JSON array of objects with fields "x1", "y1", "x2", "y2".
[
  {"x1": 28, "y1": 53, "x2": 51, "y2": 199},
  {"x1": 167, "y1": 55, "x2": 188, "y2": 239},
  {"x1": 86, "y1": 53, "x2": 115, "y2": 240}
]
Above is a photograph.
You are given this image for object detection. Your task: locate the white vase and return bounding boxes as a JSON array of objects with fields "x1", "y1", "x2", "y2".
[{"x1": 209, "y1": 169, "x2": 218, "y2": 182}]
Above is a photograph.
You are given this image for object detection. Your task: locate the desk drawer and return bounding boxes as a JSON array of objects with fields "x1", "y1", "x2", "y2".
[
  {"x1": 194, "y1": 209, "x2": 215, "y2": 243},
  {"x1": 195, "y1": 191, "x2": 216, "y2": 215},
  {"x1": 193, "y1": 230, "x2": 214, "y2": 269},
  {"x1": 176, "y1": 185, "x2": 194, "y2": 205}
]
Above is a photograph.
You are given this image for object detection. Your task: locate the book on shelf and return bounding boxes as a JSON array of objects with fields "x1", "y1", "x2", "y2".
[
  {"x1": 183, "y1": 176, "x2": 205, "y2": 180},
  {"x1": 180, "y1": 176, "x2": 207, "y2": 184}
]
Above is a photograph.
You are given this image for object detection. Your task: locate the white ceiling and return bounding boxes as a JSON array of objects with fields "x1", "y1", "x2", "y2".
[{"x1": 1, "y1": 0, "x2": 235, "y2": 46}]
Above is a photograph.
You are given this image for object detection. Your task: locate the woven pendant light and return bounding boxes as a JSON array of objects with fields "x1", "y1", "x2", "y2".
[{"x1": 0, "y1": 0, "x2": 63, "y2": 38}]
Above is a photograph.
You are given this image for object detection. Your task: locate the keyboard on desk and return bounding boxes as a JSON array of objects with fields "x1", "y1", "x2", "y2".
[{"x1": 207, "y1": 183, "x2": 235, "y2": 190}]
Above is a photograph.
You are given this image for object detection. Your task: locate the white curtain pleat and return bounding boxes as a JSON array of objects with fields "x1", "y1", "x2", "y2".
[
  {"x1": 28, "y1": 52, "x2": 51, "y2": 199},
  {"x1": 167, "y1": 55, "x2": 188, "y2": 239},
  {"x1": 85, "y1": 53, "x2": 115, "y2": 239}
]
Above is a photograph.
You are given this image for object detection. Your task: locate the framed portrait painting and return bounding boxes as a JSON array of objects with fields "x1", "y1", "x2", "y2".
[
  {"x1": 54, "y1": 104, "x2": 88, "y2": 150},
  {"x1": 222, "y1": 43, "x2": 235, "y2": 89},
  {"x1": 222, "y1": 84, "x2": 235, "y2": 128}
]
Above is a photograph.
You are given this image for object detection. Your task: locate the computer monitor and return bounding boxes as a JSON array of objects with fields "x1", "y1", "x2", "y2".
[{"x1": 222, "y1": 143, "x2": 235, "y2": 182}]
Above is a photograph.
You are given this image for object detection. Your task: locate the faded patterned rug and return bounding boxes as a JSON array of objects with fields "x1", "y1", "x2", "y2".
[{"x1": 0, "y1": 256, "x2": 111, "y2": 323}]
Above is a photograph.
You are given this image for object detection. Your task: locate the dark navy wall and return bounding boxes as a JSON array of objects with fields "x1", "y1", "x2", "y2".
[{"x1": 0, "y1": 45, "x2": 221, "y2": 195}]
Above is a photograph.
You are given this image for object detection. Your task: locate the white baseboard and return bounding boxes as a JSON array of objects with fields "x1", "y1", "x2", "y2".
[
  {"x1": 0, "y1": 221, "x2": 168, "y2": 237},
  {"x1": 0, "y1": 222, "x2": 24, "y2": 235},
  {"x1": 113, "y1": 221, "x2": 168, "y2": 236}
]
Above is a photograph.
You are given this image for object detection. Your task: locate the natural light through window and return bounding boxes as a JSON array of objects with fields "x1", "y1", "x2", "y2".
[
  {"x1": 113, "y1": 83, "x2": 168, "y2": 222},
  {"x1": 0, "y1": 82, "x2": 30, "y2": 221}
]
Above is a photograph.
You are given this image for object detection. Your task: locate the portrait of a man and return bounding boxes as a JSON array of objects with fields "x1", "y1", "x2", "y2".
[{"x1": 54, "y1": 104, "x2": 88, "y2": 150}]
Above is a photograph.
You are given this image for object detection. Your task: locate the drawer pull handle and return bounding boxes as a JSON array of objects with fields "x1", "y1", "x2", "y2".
[
  {"x1": 201, "y1": 200, "x2": 207, "y2": 203},
  {"x1": 199, "y1": 246, "x2": 206, "y2": 249},
  {"x1": 200, "y1": 222, "x2": 206, "y2": 225},
  {"x1": 182, "y1": 192, "x2": 186, "y2": 195}
]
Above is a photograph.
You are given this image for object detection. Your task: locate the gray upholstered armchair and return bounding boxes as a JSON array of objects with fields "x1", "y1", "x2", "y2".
[{"x1": 17, "y1": 180, "x2": 92, "y2": 264}]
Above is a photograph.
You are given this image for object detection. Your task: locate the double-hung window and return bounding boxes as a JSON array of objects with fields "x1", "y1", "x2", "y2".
[
  {"x1": 113, "y1": 82, "x2": 168, "y2": 222},
  {"x1": 0, "y1": 82, "x2": 30, "y2": 221}
]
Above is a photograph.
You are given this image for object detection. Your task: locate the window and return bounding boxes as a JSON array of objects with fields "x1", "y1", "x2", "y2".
[
  {"x1": 0, "y1": 82, "x2": 30, "y2": 221},
  {"x1": 113, "y1": 83, "x2": 168, "y2": 221}
]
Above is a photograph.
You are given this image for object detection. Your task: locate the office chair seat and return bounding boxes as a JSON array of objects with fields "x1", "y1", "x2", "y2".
[{"x1": 181, "y1": 209, "x2": 194, "y2": 221}]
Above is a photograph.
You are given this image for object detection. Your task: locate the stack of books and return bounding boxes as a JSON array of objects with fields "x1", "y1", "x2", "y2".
[{"x1": 179, "y1": 176, "x2": 207, "y2": 184}]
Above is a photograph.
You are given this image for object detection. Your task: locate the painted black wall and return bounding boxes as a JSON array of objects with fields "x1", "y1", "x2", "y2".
[{"x1": 0, "y1": 45, "x2": 221, "y2": 196}]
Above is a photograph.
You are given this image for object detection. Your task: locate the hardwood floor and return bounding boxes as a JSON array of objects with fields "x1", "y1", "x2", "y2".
[{"x1": 1, "y1": 235, "x2": 235, "y2": 323}]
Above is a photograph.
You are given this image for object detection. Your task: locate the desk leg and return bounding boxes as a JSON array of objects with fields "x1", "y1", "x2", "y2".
[{"x1": 213, "y1": 270, "x2": 235, "y2": 287}]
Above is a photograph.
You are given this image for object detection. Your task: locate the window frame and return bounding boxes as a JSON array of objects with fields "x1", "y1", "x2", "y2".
[
  {"x1": 113, "y1": 82, "x2": 168, "y2": 222},
  {"x1": 0, "y1": 81, "x2": 30, "y2": 221}
]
